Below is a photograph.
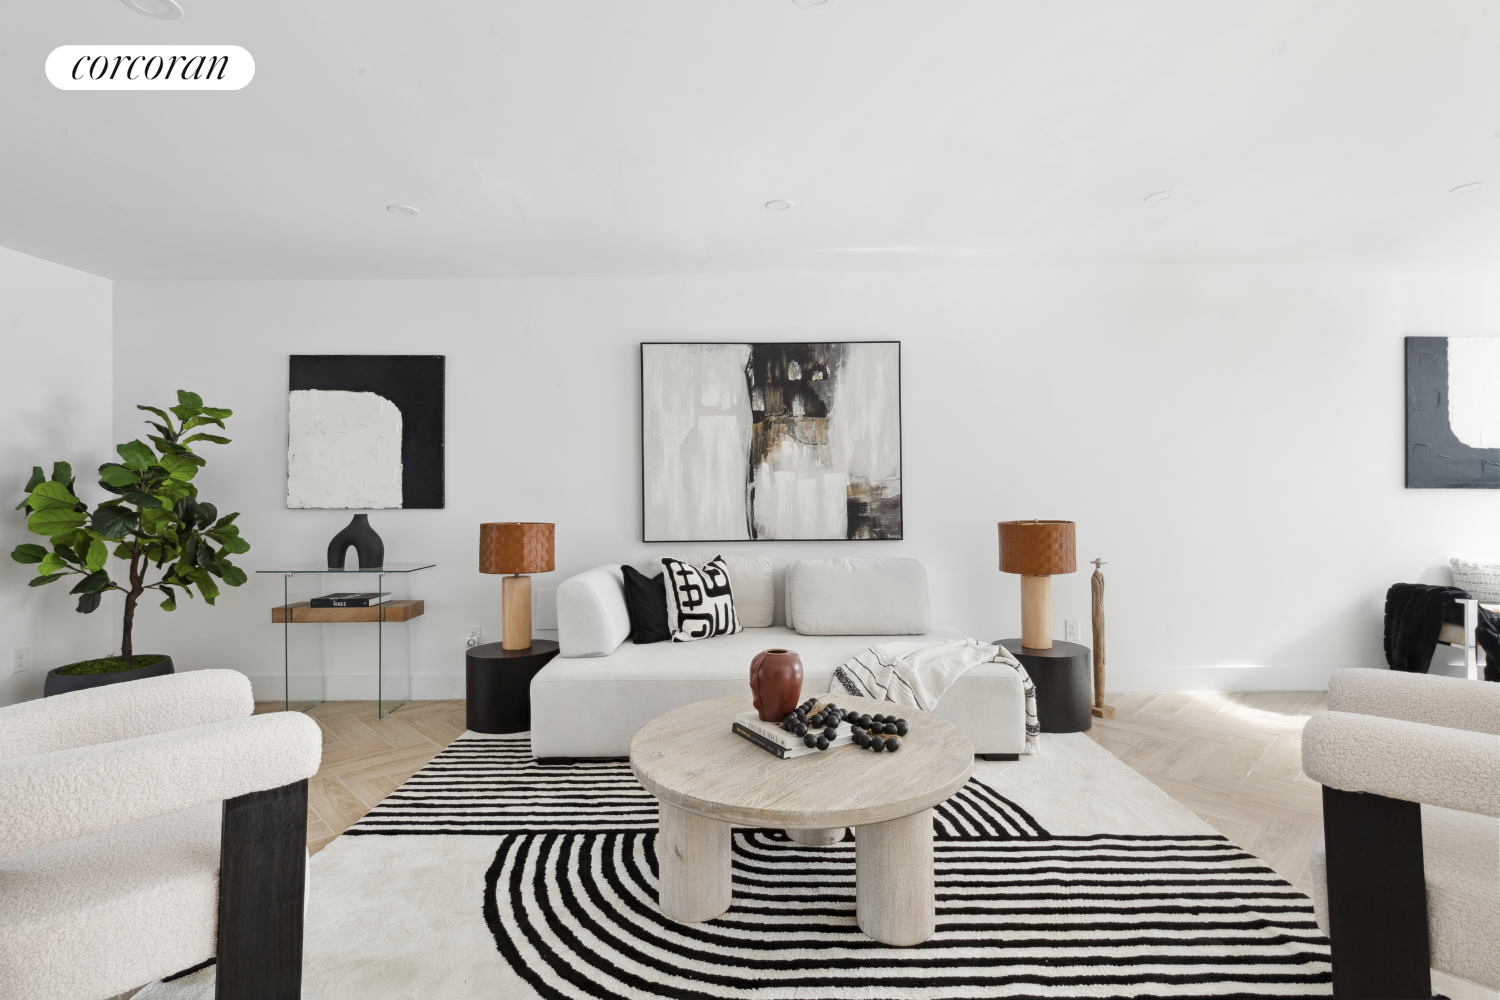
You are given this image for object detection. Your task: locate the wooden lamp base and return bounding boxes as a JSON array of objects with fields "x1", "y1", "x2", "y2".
[
  {"x1": 1019, "y1": 574, "x2": 1052, "y2": 650},
  {"x1": 501, "y1": 574, "x2": 532, "y2": 650}
]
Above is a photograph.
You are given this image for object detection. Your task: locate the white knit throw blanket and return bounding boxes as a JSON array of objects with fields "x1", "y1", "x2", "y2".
[{"x1": 829, "y1": 638, "x2": 1040, "y2": 755}]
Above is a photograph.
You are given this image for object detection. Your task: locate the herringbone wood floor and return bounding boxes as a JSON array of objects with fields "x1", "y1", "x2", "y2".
[
  {"x1": 252, "y1": 698, "x2": 469, "y2": 854},
  {"x1": 1089, "y1": 689, "x2": 1326, "y2": 894}
]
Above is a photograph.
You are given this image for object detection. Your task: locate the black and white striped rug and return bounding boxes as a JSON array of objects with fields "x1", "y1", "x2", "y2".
[{"x1": 344, "y1": 733, "x2": 1332, "y2": 998}]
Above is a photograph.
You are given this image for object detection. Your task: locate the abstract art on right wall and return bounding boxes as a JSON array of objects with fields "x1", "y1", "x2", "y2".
[
  {"x1": 1406, "y1": 336, "x2": 1500, "y2": 488},
  {"x1": 642, "y1": 341, "x2": 902, "y2": 541}
]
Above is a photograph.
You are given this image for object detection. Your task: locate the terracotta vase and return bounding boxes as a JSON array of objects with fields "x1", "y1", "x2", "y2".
[{"x1": 750, "y1": 648, "x2": 803, "y2": 722}]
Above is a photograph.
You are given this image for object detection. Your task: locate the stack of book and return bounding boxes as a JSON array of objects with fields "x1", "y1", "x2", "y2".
[
  {"x1": 731, "y1": 710, "x2": 854, "y2": 759},
  {"x1": 309, "y1": 592, "x2": 390, "y2": 608}
]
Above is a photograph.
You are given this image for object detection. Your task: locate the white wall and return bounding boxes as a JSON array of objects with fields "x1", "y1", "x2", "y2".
[
  {"x1": 0, "y1": 247, "x2": 114, "y2": 707},
  {"x1": 112, "y1": 264, "x2": 1500, "y2": 700}
]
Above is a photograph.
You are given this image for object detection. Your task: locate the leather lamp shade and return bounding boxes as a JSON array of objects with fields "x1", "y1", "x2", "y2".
[
  {"x1": 479, "y1": 522, "x2": 554, "y2": 650},
  {"x1": 998, "y1": 520, "x2": 1076, "y2": 576},
  {"x1": 479, "y1": 522, "x2": 555, "y2": 576},
  {"x1": 998, "y1": 520, "x2": 1076, "y2": 651}
]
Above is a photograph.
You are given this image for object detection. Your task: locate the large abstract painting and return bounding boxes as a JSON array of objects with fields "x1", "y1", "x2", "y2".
[
  {"x1": 1406, "y1": 337, "x2": 1500, "y2": 489},
  {"x1": 642, "y1": 342, "x2": 901, "y2": 541},
  {"x1": 287, "y1": 355, "x2": 446, "y2": 509}
]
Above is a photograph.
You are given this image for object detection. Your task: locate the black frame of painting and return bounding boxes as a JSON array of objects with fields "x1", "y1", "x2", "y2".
[
  {"x1": 288, "y1": 355, "x2": 446, "y2": 509},
  {"x1": 639, "y1": 340, "x2": 903, "y2": 543},
  {"x1": 1404, "y1": 337, "x2": 1500, "y2": 489}
]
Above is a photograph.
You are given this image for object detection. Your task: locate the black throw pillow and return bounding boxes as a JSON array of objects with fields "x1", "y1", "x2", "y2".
[{"x1": 621, "y1": 565, "x2": 670, "y2": 644}]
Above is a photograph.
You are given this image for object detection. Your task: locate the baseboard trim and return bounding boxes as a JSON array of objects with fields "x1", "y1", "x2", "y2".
[
  {"x1": 1107, "y1": 663, "x2": 1381, "y2": 693},
  {"x1": 245, "y1": 673, "x2": 466, "y2": 702}
]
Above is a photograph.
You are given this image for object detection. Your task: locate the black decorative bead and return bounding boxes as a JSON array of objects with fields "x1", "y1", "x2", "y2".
[
  {"x1": 815, "y1": 736, "x2": 829, "y2": 751},
  {"x1": 870, "y1": 739, "x2": 884, "y2": 752},
  {"x1": 859, "y1": 715, "x2": 872, "y2": 728},
  {"x1": 881, "y1": 722, "x2": 896, "y2": 735},
  {"x1": 794, "y1": 723, "x2": 808, "y2": 736},
  {"x1": 885, "y1": 737, "x2": 900, "y2": 752},
  {"x1": 895, "y1": 721, "x2": 908, "y2": 736},
  {"x1": 896, "y1": 718, "x2": 907, "y2": 727},
  {"x1": 803, "y1": 734, "x2": 817, "y2": 748},
  {"x1": 824, "y1": 726, "x2": 838, "y2": 739}
]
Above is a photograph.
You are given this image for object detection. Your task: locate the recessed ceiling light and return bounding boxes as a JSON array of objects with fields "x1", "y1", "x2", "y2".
[
  {"x1": 119, "y1": 0, "x2": 183, "y2": 19},
  {"x1": 1450, "y1": 182, "x2": 1488, "y2": 194},
  {"x1": 387, "y1": 205, "x2": 419, "y2": 216},
  {"x1": 1144, "y1": 190, "x2": 1174, "y2": 203},
  {"x1": 792, "y1": 0, "x2": 837, "y2": 7},
  {"x1": 765, "y1": 200, "x2": 794, "y2": 211}
]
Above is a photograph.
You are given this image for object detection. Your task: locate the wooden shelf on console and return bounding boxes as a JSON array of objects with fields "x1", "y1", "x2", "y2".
[{"x1": 271, "y1": 600, "x2": 424, "y2": 624}]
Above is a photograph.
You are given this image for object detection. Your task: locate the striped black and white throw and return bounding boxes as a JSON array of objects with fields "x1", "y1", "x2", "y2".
[{"x1": 347, "y1": 734, "x2": 1332, "y2": 998}]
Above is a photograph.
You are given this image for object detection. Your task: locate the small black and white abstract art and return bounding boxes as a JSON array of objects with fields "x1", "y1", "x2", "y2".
[
  {"x1": 287, "y1": 355, "x2": 445, "y2": 509},
  {"x1": 1406, "y1": 336, "x2": 1500, "y2": 489},
  {"x1": 641, "y1": 342, "x2": 901, "y2": 541}
]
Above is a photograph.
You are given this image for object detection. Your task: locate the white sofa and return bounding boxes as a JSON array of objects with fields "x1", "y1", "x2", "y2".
[{"x1": 532, "y1": 556, "x2": 1027, "y2": 760}]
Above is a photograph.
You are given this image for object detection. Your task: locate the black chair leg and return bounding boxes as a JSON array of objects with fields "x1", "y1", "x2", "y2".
[
  {"x1": 217, "y1": 779, "x2": 308, "y2": 1000},
  {"x1": 1322, "y1": 785, "x2": 1431, "y2": 999}
]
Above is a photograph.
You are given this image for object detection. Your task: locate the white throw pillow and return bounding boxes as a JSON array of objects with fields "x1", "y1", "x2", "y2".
[
  {"x1": 1450, "y1": 559, "x2": 1500, "y2": 603},
  {"x1": 555, "y1": 565, "x2": 632, "y2": 657},
  {"x1": 661, "y1": 556, "x2": 743, "y2": 642},
  {"x1": 646, "y1": 552, "x2": 774, "y2": 627},
  {"x1": 787, "y1": 557, "x2": 931, "y2": 635}
]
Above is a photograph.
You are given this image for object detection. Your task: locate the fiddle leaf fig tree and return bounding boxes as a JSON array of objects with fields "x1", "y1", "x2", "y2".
[{"x1": 10, "y1": 391, "x2": 251, "y2": 661}]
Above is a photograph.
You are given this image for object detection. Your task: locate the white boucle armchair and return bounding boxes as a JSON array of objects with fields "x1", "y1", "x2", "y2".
[
  {"x1": 0, "y1": 669, "x2": 323, "y2": 1000},
  {"x1": 1301, "y1": 668, "x2": 1500, "y2": 999}
]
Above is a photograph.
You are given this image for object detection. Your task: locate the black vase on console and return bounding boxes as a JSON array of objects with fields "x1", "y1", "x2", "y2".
[{"x1": 328, "y1": 514, "x2": 384, "y2": 569}]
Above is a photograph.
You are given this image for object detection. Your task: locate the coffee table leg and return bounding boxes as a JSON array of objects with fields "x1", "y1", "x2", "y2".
[
  {"x1": 855, "y1": 808, "x2": 935, "y2": 946},
  {"x1": 656, "y1": 801, "x2": 732, "y2": 922},
  {"x1": 785, "y1": 827, "x2": 844, "y2": 847}
]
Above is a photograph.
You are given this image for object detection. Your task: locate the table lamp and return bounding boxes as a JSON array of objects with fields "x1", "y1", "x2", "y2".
[
  {"x1": 998, "y1": 519, "x2": 1076, "y2": 650},
  {"x1": 479, "y1": 522, "x2": 555, "y2": 650}
]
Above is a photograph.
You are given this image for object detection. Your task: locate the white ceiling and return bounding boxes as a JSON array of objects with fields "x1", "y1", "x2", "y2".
[{"x1": 3, "y1": 0, "x2": 1500, "y2": 279}]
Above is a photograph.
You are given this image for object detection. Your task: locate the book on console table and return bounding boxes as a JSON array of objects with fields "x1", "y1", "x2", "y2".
[
  {"x1": 731, "y1": 710, "x2": 854, "y2": 759},
  {"x1": 309, "y1": 592, "x2": 390, "y2": 608}
]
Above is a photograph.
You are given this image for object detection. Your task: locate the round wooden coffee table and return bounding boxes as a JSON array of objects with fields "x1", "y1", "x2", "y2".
[{"x1": 630, "y1": 694, "x2": 974, "y2": 946}]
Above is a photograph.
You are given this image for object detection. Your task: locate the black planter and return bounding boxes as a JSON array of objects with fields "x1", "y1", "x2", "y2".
[
  {"x1": 44, "y1": 654, "x2": 175, "y2": 697},
  {"x1": 328, "y1": 514, "x2": 384, "y2": 570}
]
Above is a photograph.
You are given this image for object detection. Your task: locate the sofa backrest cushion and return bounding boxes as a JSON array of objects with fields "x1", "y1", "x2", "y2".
[
  {"x1": 786, "y1": 557, "x2": 930, "y2": 635},
  {"x1": 556, "y1": 564, "x2": 632, "y2": 657},
  {"x1": 645, "y1": 553, "x2": 774, "y2": 627}
]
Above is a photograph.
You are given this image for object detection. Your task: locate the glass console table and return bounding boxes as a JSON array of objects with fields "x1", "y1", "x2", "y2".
[{"x1": 257, "y1": 564, "x2": 434, "y2": 718}]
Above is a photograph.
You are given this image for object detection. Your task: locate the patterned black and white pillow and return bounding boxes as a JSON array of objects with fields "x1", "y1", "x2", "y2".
[{"x1": 661, "y1": 555, "x2": 742, "y2": 643}]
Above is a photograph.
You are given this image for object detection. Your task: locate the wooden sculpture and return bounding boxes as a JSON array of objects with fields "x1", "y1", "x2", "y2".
[{"x1": 1091, "y1": 557, "x2": 1115, "y2": 718}]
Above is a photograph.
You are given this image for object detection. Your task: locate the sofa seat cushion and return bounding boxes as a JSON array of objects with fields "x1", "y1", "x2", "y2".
[
  {"x1": 0, "y1": 802, "x2": 220, "y2": 1000},
  {"x1": 1310, "y1": 804, "x2": 1500, "y2": 990},
  {"x1": 530, "y1": 626, "x2": 1026, "y2": 758}
]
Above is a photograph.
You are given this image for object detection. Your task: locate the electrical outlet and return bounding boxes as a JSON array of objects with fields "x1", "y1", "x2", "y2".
[
  {"x1": 464, "y1": 626, "x2": 483, "y2": 649},
  {"x1": 12, "y1": 646, "x2": 29, "y2": 674},
  {"x1": 1064, "y1": 619, "x2": 1080, "y2": 642}
]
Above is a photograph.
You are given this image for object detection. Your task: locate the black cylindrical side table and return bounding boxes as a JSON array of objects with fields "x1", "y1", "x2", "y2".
[
  {"x1": 465, "y1": 639, "x2": 560, "y2": 734},
  {"x1": 993, "y1": 638, "x2": 1093, "y2": 734}
]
